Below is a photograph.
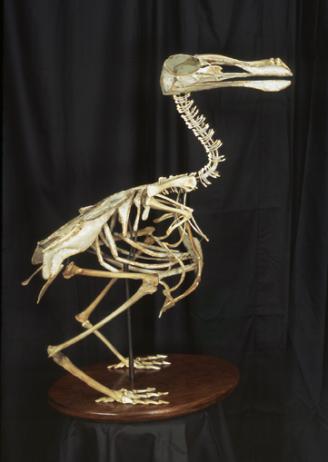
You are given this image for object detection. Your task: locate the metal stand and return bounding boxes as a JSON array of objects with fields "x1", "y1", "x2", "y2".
[
  {"x1": 125, "y1": 277, "x2": 135, "y2": 387},
  {"x1": 124, "y1": 225, "x2": 137, "y2": 387}
]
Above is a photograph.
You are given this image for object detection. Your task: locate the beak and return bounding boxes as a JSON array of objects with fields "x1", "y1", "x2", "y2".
[{"x1": 160, "y1": 53, "x2": 293, "y2": 95}]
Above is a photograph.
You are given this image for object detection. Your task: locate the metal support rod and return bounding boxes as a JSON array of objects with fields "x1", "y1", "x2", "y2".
[
  {"x1": 123, "y1": 225, "x2": 138, "y2": 387},
  {"x1": 124, "y1": 273, "x2": 135, "y2": 387}
]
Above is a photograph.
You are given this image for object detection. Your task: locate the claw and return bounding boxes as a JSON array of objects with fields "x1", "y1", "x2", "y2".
[
  {"x1": 145, "y1": 354, "x2": 168, "y2": 359},
  {"x1": 131, "y1": 387, "x2": 156, "y2": 393}
]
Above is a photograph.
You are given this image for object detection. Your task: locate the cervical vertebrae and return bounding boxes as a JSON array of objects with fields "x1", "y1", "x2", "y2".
[{"x1": 173, "y1": 93, "x2": 225, "y2": 187}]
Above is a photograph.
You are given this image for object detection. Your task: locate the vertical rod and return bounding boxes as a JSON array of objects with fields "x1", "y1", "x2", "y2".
[
  {"x1": 124, "y1": 224, "x2": 137, "y2": 387},
  {"x1": 124, "y1": 272, "x2": 135, "y2": 387}
]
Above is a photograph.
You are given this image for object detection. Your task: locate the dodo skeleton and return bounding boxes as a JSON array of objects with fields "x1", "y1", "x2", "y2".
[{"x1": 23, "y1": 54, "x2": 292, "y2": 405}]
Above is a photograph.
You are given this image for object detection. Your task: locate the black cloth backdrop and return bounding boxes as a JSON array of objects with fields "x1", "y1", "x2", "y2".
[{"x1": 2, "y1": 1, "x2": 327, "y2": 461}]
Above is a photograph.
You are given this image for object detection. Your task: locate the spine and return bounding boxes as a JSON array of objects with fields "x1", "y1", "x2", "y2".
[{"x1": 173, "y1": 93, "x2": 225, "y2": 187}]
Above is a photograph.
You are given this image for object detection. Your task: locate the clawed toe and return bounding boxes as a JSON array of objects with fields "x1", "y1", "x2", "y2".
[
  {"x1": 96, "y1": 387, "x2": 169, "y2": 405},
  {"x1": 107, "y1": 354, "x2": 171, "y2": 371},
  {"x1": 120, "y1": 388, "x2": 169, "y2": 404}
]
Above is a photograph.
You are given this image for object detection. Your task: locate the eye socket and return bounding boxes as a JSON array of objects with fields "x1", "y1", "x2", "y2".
[{"x1": 165, "y1": 54, "x2": 201, "y2": 76}]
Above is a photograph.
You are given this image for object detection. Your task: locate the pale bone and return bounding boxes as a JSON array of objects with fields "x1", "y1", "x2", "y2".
[
  {"x1": 24, "y1": 52, "x2": 292, "y2": 405},
  {"x1": 75, "y1": 278, "x2": 117, "y2": 323},
  {"x1": 108, "y1": 354, "x2": 171, "y2": 371},
  {"x1": 48, "y1": 267, "x2": 159, "y2": 356},
  {"x1": 82, "y1": 320, "x2": 126, "y2": 363},
  {"x1": 160, "y1": 54, "x2": 292, "y2": 95}
]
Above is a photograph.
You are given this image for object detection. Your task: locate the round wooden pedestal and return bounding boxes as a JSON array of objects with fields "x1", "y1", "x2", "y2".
[{"x1": 48, "y1": 354, "x2": 239, "y2": 422}]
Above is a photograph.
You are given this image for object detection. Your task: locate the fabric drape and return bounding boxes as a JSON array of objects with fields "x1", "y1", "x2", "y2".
[{"x1": 57, "y1": 405, "x2": 235, "y2": 462}]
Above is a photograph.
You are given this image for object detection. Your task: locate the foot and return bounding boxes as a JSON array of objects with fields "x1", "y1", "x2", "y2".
[
  {"x1": 108, "y1": 354, "x2": 171, "y2": 371},
  {"x1": 96, "y1": 387, "x2": 169, "y2": 405}
]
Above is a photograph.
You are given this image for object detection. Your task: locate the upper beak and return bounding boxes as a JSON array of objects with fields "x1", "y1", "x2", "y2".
[{"x1": 160, "y1": 53, "x2": 293, "y2": 95}]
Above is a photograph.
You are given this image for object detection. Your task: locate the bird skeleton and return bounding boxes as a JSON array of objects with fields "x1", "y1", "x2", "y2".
[{"x1": 23, "y1": 53, "x2": 292, "y2": 405}]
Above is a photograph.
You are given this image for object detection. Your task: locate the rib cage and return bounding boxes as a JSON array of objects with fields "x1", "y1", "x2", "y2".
[{"x1": 173, "y1": 93, "x2": 225, "y2": 187}]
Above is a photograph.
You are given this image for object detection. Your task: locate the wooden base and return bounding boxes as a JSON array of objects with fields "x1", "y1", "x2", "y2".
[{"x1": 48, "y1": 354, "x2": 239, "y2": 422}]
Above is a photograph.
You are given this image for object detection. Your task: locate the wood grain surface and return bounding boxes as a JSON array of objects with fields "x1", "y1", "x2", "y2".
[{"x1": 48, "y1": 354, "x2": 239, "y2": 422}]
